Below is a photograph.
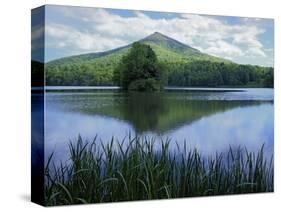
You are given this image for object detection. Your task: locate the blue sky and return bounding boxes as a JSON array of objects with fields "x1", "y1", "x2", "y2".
[{"x1": 32, "y1": 5, "x2": 274, "y2": 67}]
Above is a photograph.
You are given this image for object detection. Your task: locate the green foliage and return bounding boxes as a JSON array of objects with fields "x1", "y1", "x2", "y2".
[
  {"x1": 167, "y1": 61, "x2": 274, "y2": 87},
  {"x1": 262, "y1": 67, "x2": 274, "y2": 87},
  {"x1": 128, "y1": 78, "x2": 162, "y2": 91},
  {"x1": 45, "y1": 32, "x2": 274, "y2": 88},
  {"x1": 45, "y1": 136, "x2": 273, "y2": 206},
  {"x1": 114, "y1": 42, "x2": 163, "y2": 91},
  {"x1": 46, "y1": 47, "x2": 130, "y2": 86}
]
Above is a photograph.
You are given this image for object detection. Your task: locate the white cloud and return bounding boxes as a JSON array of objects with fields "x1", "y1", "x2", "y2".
[
  {"x1": 31, "y1": 24, "x2": 44, "y2": 41},
  {"x1": 44, "y1": 6, "x2": 273, "y2": 66},
  {"x1": 246, "y1": 48, "x2": 266, "y2": 57},
  {"x1": 45, "y1": 23, "x2": 126, "y2": 52},
  {"x1": 31, "y1": 24, "x2": 44, "y2": 50},
  {"x1": 204, "y1": 40, "x2": 244, "y2": 58}
]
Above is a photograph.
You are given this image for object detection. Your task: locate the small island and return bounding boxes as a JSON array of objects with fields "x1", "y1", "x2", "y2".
[{"x1": 114, "y1": 42, "x2": 163, "y2": 91}]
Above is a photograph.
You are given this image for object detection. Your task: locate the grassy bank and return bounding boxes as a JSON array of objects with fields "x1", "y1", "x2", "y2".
[{"x1": 44, "y1": 136, "x2": 273, "y2": 206}]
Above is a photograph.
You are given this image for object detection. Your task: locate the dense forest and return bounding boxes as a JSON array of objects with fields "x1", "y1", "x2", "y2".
[
  {"x1": 44, "y1": 60, "x2": 273, "y2": 88},
  {"x1": 43, "y1": 32, "x2": 274, "y2": 88},
  {"x1": 166, "y1": 61, "x2": 273, "y2": 87},
  {"x1": 46, "y1": 59, "x2": 116, "y2": 86}
]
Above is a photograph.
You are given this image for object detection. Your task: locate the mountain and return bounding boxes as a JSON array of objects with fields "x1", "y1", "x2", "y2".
[
  {"x1": 45, "y1": 32, "x2": 273, "y2": 87},
  {"x1": 48, "y1": 32, "x2": 229, "y2": 66}
]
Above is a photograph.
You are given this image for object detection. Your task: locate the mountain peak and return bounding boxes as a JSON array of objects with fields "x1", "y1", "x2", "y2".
[
  {"x1": 151, "y1": 31, "x2": 165, "y2": 36},
  {"x1": 144, "y1": 31, "x2": 170, "y2": 40},
  {"x1": 141, "y1": 32, "x2": 200, "y2": 53}
]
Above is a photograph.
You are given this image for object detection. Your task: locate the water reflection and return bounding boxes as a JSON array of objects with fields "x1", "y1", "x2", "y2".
[
  {"x1": 45, "y1": 89, "x2": 273, "y2": 163},
  {"x1": 46, "y1": 91, "x2": 270, "y2": 133}
]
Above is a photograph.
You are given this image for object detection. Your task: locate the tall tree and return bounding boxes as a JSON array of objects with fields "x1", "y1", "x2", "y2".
[{"x1": 114, "y1": 42, "x2": 163, "y2": 91}]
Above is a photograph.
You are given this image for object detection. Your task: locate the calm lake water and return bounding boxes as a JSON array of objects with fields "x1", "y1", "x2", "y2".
[{"x1": 40, "y1": 87, "x2": 274, "y2": 163}]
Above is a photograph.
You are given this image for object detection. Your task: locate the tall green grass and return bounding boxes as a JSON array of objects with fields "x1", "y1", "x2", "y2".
[{"x1": 44, "y1": 136, "x2": 273, "y2": 206}]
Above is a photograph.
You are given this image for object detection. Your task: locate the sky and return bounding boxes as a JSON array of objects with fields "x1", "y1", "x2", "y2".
[{"x1": 32, "y1": 5, "x2": 274, "y2": 67}]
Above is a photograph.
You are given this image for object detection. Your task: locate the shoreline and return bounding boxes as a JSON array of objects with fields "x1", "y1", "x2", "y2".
[{"x1": 39, "y1": 86, "x2": 273, "y2": 92}]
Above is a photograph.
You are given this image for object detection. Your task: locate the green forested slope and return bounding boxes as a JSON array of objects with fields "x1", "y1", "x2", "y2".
[{"x1": 45, "y1": 32, "x2": 273, "y2": 87}]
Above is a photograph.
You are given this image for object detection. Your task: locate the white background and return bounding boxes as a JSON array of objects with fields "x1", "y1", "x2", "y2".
[{"x1": 0, "y1": 0, "x2": 279, "y2": 211}]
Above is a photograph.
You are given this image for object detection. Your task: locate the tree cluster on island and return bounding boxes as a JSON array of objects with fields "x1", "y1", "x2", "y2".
[{"x1": 113, "y1": 42, "x2": 163, "y2": 91}]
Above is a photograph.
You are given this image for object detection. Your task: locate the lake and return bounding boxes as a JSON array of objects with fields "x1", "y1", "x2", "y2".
[{"x1": 38, "y1": 87, "x2": 274, "y2": 163}]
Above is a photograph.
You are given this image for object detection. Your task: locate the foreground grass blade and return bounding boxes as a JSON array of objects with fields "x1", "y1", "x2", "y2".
[{"x1": 44, "y1": 136, "x2": 274, "y2": 206}]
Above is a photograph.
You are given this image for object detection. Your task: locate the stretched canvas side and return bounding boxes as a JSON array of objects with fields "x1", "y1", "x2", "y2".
[{"x1": 31, "y1": 5, "x2": 45, "y2": 206}]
